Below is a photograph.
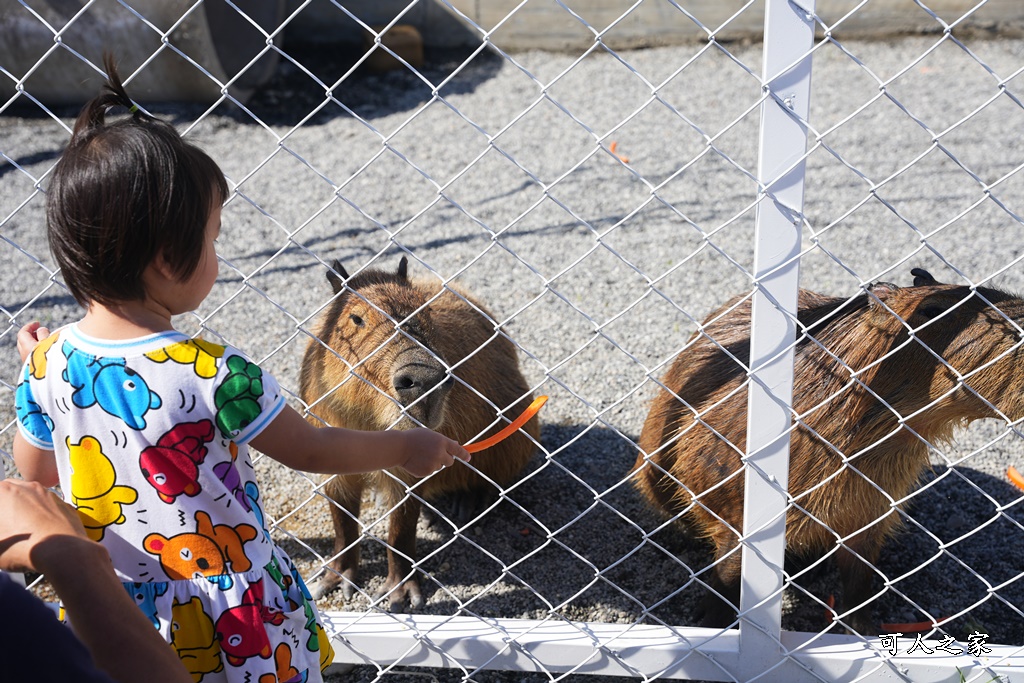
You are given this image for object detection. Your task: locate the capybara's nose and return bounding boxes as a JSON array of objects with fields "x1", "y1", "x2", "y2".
[{"x1": 392, "y1": 362, "x2": 449, "y2": 404}]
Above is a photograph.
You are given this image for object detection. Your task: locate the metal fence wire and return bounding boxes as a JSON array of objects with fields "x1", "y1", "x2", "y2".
[{"x1": 3, "y1": 0, "x2": 1024, "y2": 681}]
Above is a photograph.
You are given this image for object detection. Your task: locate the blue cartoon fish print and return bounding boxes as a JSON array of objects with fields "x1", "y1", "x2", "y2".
[{"x1": 62, "y1": 341, "x2": 161, "y2": 430}]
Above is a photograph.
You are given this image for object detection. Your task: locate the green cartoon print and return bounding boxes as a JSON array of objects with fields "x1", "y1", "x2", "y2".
[{"x1": 214, "y1": 355, "x2": 264, "y2": 439}]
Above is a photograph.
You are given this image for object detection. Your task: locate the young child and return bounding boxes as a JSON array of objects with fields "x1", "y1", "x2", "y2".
[{"x1": 13, "y1": 56, "x2": 469, "y2": 683}]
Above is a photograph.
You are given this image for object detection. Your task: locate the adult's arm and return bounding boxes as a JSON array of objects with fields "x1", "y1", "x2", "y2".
[{"x1": 0, "y1": 478, "x2": 191, "y2": 683}]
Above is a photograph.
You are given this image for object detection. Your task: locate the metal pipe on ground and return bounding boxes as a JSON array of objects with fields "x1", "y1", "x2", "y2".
[{"x1": 0, "y1": 0, "x2": 284, "y2": 107}]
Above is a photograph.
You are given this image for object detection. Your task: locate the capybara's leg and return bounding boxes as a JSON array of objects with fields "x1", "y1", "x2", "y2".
[
  {"x1": 309, "y1": 474, "x2": 363, "y2": 600},
  {"x1": 379, "y1": 495, "x2": 424, "y2": 611},
  {"x1": 699, "y1": 540, "x2": 742, "y2": 628},
  {"x1": 836, "y1": 543, "x2": 879, "y2": 635}
]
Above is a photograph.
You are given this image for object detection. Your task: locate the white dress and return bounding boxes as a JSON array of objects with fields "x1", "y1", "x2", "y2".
[{"x1": 16, "y1": 324, "x2": 334, "y2": 683}]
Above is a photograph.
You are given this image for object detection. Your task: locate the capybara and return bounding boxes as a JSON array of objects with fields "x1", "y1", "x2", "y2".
[
  {"x1": 300, "y1": 256, "x2": 539, "y2": 609},
  {"x1": 634, "y1": 267, "x2": 1024, "y2": 633}
]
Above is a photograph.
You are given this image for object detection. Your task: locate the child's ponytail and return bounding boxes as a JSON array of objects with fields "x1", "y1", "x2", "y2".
[
  {"x1": 47, "y1": 53, "x2": 228, "y2": 308},
  {"x1": 70, "y1": 53, "x2": 149, "y2": 140}
]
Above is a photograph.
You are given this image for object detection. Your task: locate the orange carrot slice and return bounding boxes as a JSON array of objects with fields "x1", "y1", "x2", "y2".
[
  {"x1": 1009, "y1": 465, "x2": 1024, "y2": 491},
  {"x1": 464, "y1": 395, "x2": 548, "y2": 454}
]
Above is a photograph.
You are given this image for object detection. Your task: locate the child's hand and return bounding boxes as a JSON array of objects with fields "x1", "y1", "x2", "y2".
[
  {"x1": 17, "y1": 322, "x2": 51, "y2": 364},
  {"x1": 399, "y1": 428, "x2": 471, "y2": 478}
]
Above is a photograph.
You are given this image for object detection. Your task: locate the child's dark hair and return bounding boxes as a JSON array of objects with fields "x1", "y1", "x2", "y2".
[{"x1": 47, "y1": 54, "x2": 229, "y2": 307}]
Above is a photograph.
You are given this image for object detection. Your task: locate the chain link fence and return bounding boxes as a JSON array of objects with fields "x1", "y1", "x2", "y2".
[{"x1": 3, "y1": 1, "x2": 1024, "y2": 681}]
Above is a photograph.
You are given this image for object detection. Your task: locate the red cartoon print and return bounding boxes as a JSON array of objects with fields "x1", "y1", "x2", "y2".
[
  {"x1": 214, "y1": 579, "x2": 285, "y2": 667},
  {"x1": 140, "y1": 419, "x2": 216, "y2": 503}
]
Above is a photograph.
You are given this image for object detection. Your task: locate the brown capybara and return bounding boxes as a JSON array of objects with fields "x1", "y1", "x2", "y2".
[
  {"x1": 300, "y1": 256, "x2": 539, "y2": 609},
  {"x1": 634, "y1": 267, "x2": 1024, "y2": 634}
]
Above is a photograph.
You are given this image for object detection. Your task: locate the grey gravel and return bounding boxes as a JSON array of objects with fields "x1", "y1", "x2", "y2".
[{"x1": 3, "y1": 34, "x2": 1024, "y2": 682}]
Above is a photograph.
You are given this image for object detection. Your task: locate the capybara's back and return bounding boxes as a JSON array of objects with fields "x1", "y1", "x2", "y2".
[
  {"x1": 301, "y1": 257, "x2": 539, "y2": 607},
  {"x1": 634, "y1": 268, "x2": 1024, "y2": 633}
]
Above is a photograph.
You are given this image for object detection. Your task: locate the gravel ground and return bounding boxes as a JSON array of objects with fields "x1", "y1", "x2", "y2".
[{"x1": 3, "y1": 32, "x2": 1024, "y2": 682}]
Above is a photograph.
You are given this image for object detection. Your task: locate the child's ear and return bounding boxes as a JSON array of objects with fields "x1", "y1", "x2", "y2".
[{"x1": 149, "y1": 252, "x2": 178, "y2": 281}]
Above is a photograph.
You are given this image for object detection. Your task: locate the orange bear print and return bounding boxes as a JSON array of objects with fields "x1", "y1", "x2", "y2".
[
  {"x1": 143, "y1": 510, "x2": 258, "y2": 588},
  {"x1": 259, "y1": 643, "x2": 303, "y2": 683}
]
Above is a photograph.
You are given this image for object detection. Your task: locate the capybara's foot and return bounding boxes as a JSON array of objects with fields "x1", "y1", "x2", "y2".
[
  {"x1": 308, "y1": 568, "x2": 357, "y2": 601},
  {"x1": 426, "y1": 488, "x2": 496, "y2": 528},
  {"x1": 697, "y1": 589, "x2": 739, "y2": 629},
  {"x1": 377, "y1": 576, "x2": 424, "y2": 612},
  {"x1": 839, "y1": 609, "x2": 878, "y2": 637}
]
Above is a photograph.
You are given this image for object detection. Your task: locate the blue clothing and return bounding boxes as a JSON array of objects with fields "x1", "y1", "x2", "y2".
[{"x1": 0, "y1": 571, "x2": 116, "y2": 683}]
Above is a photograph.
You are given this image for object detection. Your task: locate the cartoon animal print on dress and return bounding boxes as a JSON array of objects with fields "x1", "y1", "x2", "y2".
[
  {"x1": 125, "y1": 581, "x2": 168, "y2": 629},
  {"x1": 263, "y1": 556, "x2": 294, "y2": 604},
  {"x1": 244, "y1": 482, "x2": 270, "y2": 540},
  {"x1": 171, "y1": 596, "x2": 224, "y2": 683},
  {"x1": 258, "y1": 643, "x2": 307, "y2": 683},
  {"x1": 68, "y1": 435, "x2": 138, "y2": 541},
  {"x1": 212, "y1": 441, "x2": 249, "y2": 511},
  {"x1": 15, "y1": 369, "x2": 54, "y2": 438},
  {"x1": 142, "y1": 510, "x2": 258, "y2": 589},
  {"x1": 29, "y1": 331, "x2": 59, "y2": 380},
  {"x1": 145, "y1": 339, "x2": 226, "y2": 379},
  {"x1": 140, "y1": 419, "x2": 217, "y2": 503},
  {"x1": 213, "y1": 579, "x2": 285, "y2": 668},
  {"x1": 214, "y1": 355, "x2": 265, "y2": 439},
  {"x1": 62, "y1": 341, "x2": 162, "y2": 430}
]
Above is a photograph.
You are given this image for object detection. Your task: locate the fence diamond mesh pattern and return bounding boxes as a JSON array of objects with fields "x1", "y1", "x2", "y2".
[{"x1": 3, "y1": 0, "x2": 1024, "y2": 681}]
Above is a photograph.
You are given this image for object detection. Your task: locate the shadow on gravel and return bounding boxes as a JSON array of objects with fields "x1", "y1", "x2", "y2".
[
  {"x1": 2, "y1": 43, "x2": 503, "y2": 130},
  {"x1": 290, "y1": 427, "x2": 1024, "y2": 647},
  {"x1": 237, "y1": 43, "x2": 504, "y2": 128},
  {"x1": 290, "y1": 423, "x2": 708, "y2": 628}
]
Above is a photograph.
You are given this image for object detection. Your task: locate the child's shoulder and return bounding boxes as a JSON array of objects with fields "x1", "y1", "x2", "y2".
[{"x1": 143, "y1": 336, "x2": 230, "y2": 380}]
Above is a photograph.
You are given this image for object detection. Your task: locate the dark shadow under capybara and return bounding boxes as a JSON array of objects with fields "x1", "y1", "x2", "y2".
[
  {"x1": 300, "y1": 257, "x2": 539, "y2": 609},
  {"x1": 633, "y1": 267, "x2": 1024, "y2": 634}
]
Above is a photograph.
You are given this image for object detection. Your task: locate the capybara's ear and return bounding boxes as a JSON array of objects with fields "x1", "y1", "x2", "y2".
[
  {"x1": 865, "y1": 281, "x2": 901, "y2": 324},
  {"x1": 867, "y1": 281, "x2": 899, "y2": 302},
  {"x1": 397, "y1": 256, "x2": 409, "y2": 281},
  {"x1": 327, "y1": 260, "x2": 349, "y2": 294},
  {"x1": 910, "y1": 292, "x2": 955, "y2": 322},
  {"x1": 911, "y1": 267, "x2": 940, "y2": 287}
]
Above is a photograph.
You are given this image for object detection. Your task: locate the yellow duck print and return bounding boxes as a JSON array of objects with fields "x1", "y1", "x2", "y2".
[
  {"x1": 145, "y1": 339, "x2": 225, "y2": 379},
  {"x1": 68, "y1": 436, "x2": 138, "y2": 541},
  {"x1": 171, "y1": 596, "x2": 224, "y2": 683}
]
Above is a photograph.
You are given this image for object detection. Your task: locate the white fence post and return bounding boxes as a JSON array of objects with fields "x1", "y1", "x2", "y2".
[{"x1": 740, "y1": 0, "x2": 815, "y2": 668}]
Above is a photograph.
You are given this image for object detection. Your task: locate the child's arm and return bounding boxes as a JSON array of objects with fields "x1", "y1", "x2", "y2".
[
  {"x1": 14, "y1": 321, "x2": 59, "y2": 487},
  {"x1": 250, "y1": 404, "x2": 470, "y2": 477},
  {"x1": 13, "y1": 432, "x2": 59, "y2": 488}
]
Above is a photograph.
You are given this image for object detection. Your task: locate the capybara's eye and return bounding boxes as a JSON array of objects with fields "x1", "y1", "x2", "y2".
[
  {"x1": 228, "y1": 634, "x2": 243, "y2": 647},
  {"x1": 179, "y1": 547, "x2": 193, "y2": 561},
  {"x1": 350, "y1": 314, "x2": 365, "y2": 327}
]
